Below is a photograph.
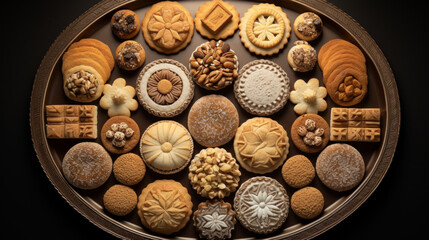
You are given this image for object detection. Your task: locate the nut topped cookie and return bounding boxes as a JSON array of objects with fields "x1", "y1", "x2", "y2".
[
  {"x1": 291, "y1": 113, "x2": 330, "y2": 153},
  {"x1": 101, "y1": 115, "x2": 140, "y2": 154},
  {"x1": 115, "y1": 40, "x2": 145, "y2": 71},
  {"x1": 293, "y1": 12, "x2": 323, "y2": 41},
  {"x1": 110, "y1": 9, "x2": 141, "y2": 39},
  {"x1": 287, "y1": 40, "x2": 317, "y2": 72}
]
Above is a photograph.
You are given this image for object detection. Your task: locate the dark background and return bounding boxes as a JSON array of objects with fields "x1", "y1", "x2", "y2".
[{"x1": 1, "y1": 0, "x2": 427, "y2": 239}]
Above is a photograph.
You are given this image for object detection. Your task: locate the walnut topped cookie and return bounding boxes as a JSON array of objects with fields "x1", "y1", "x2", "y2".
[
  {"x1": 293, "y1": 12, "x2": 323, "y2": 41},
  {"x1": 110, "y1": 9, "x2": 140, "y2": 39},
  {"x1": 142, "y1": 1, "x2": 194, "y2": 54}
]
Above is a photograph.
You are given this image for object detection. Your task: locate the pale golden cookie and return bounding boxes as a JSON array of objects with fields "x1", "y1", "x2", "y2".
[
  {"x1": 99, "y1": 78, "x2": 138, "y2": 117},
  {"x1": 68, "y1": 38, "x2": 115, "y2": 71},
  {"x1": 62, "y1": 53, "x2": 109, "y2": 83},
  {"x1": 62, "y1": 65, "x2": 104, "y2": 103}
]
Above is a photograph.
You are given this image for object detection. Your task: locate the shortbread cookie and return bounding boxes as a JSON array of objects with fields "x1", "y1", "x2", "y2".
[
  {"x1": 239, "y1": 3, "x2": 291, "y2": 56},
  {"x1": 287, "y1": 40, "x2": 317, "y2": 72},
  {"x1": 290, "y1": 78, "x2": 327, "y2": 115},
  {"x1": 189, "y1": 40, "x2": 238, "y2": 90},
  {"x1": 194, "y1": 0, "x2": 239, "y2": 40},
  {"x1": 101, "y1": 115, "x2": 140, "y2": 154},
  {"x1": 99, "y1": 78, "x2": 138, "y2": 117},
  {"x1": 103, "y1": 184, "x2": 137, "y2": 216},
  {"x1": 142, "y1": 1, "x2": 194, "y2": 54},
  {"x1": 282, "y1": 155, "x2": 315, "y2": 188},
  {"x1": 234, "y1": 117, "x2": 289, "y2": 174},
  {"x1": 193, "y1": 200, "x2": 236, "y2": 240},
  {"x1": 316, "y1": 143, "x2": 365, "y2": 192},
  {"x1": 234, "y1": 176, "x2": 289, "y2": 234},
  {"x1": 62, "y1": 46, "x2": 110, "y2": 80},
  {"x1": 188, "y1": 95, "x2": 239, "y2": 147},
  {"x1": 234, "y1": 59, "x2": 290, "y2": 116},
  {"x1": 137, "y1": 179, "x2": 193, "y2": 235},
  {"x1": 293, "y1": 12, "x2": 323, "y2": 41},
  {"x1": 291, "y1": 187, "x2": 324, "y2": 219},
  {"x1": 63, "y1": 65, "x2": 104, "y2": 102},
  {"x1": 68, "y1": 38, "x2": 115, "y2": 71},
  {"x1": 115, "y1": 40, "x2": 145, "y2": 71},
  {"x1": 113, "y1": 153, "x2": 146, "y2": 186},
  {"x1": 290, "y1": 113, "x2": 330, "y2": 153},
  {"x1": 62, "y1": 142, "x2": 112, "y2": 190},
  {"x1": 111, "y1": 9, "x2": 140, "y2": 39},
  {"x1": 140, "y1": 120, "x2": 193, "y2": 174},
  {"x1": 318, "y1": 39, "x2": 365, "y2": 70}
]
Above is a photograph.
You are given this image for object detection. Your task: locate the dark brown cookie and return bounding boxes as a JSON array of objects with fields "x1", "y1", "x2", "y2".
[
  {"x1": 110, "y1": 9, "x2": 141, "y2": 39},
  {"x1": 290, "y1": 113, "x2": 329, "y2": 153}
]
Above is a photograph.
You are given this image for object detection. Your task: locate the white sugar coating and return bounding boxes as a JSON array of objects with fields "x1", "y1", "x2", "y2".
[
  {"x1": 242, "y1": 68, "x2": 284, "y2": 105},
  {"x1": 316, "y1": 144, "x2": 365, "y2": 192},
  {"x1": 62, "y1": 142, "x2": 112, "y2": 190},
  {"x1": 188, "y1": 95, "x2": 239, "y2": 147}
]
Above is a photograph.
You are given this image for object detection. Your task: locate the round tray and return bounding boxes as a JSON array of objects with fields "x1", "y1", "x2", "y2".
[{"x1": 30, "y1": 0, "x2": 400, "y2": 239}]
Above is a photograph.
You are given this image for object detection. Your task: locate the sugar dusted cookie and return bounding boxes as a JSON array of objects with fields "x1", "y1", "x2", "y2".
[
  {"x1": 290, "y1": 78, "x2": 327, "y2": 115},
  {"x1": 99, "y1": 78, "x2": 138, "y2": 117},
  {"x1": 293, "y1": 12, "x2": 323, "y2": 41},
  {"x1": 111, "y1": 9, "x2": 140, "y2": 40}
]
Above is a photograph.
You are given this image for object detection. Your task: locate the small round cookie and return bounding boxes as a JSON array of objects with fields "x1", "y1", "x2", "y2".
[
  {"x1": 234, "y1": 176, "x2": 289, "y2": 234},
  {"x1": 136, "y1": 59, "x2": 194, "y2": 117},
  {"x1": 115, "y1": 40, "x2": 145, "y2": 71},
  {"x1": 188, "y1": 95, "x2": 239, "y2": 147},
  {"x1": 282, "y1": 155, "x2": 315, "y2": 188},
  {"x1": 291, "y1": 186, "x2": 324, "y2": 219},
  {"x1": 234, "y1": 117, "x2": 289, "y2": 174},
  {"x1": 101, "y1": 116, "x2": 140, "y2": 155},
  {"x1": 291, "y1": 113, "x2": 330, "y2": 153},
  {"x1": 193, "y1": 200, "x2": 236, "y2": 240},
  {"x1": 140, "y1": 120, "x2": 194, "y2": 174},
  {"x1": 293, "y1": 12, "x2": 323, "y2": 41},
  {"x1": 137, "y1": 179, "x2": 193, "y2": 235},
  {"x1": 99, "y1": 78, "x2": 139, "y2": 117},
  {"x1": 103, "y1": 184, "x2": 138, "y2": 216},
  {"x1": 234, "y1": 59, "x2": 290, "y2": 116},
  {"x1": 316, "y1": 144, "x2": 365, "y2": 192},
  {"x1": 63, "y1": 65, "x2": 104, "y2": 102},
  {"x1": 62, "y1": 142, "x2": 112, "y2": 190},
  {"x1": 113, "y1": 153, "x2": 146, "y2": 186},
  {"x1": 111, "y1": 9, "x2": 140, "y2": 39},
  {"x1": 287, "y1": 41, "x2": 317, "y2": 72}
]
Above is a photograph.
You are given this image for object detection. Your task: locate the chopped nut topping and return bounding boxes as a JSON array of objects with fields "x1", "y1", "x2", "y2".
[
  {"x1": 298, "y1": 118, "x2": 325, "y2": 147},
  {"x1": 105, "y1": 122, "x2": 134, "y2": 148},
  {"x1": 297, "y1": 12, "x2": 322, "y2": 38},
  {"x1": 66, "y1": 70, "x2": 99, "y2": 98},
  {"x1": 112, "y1": 11, "x2": 138, "y2": 37}
]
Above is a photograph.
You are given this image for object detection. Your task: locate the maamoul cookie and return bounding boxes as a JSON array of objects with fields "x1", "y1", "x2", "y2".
[
  {"x1": 142, "y1": 1, "x2": 194, "y2": 54},
  {"x1": 293, "y1": 12, "x2": 323, "y2": 41},
  {"x1": 115, "y1": 40, "x2": 145, "y2": 71},
  {"x1": 189, "y1": 40, "x2": 238, "y2": 90},
  {"x1": 103, "y1": 184, "x2": 137, "y2": 216},
  {"x1": 193, "y1": 200, "x2": 236, "y2": 240},
  {"x1": 62, "y1": 65, "x2": 104, "y2": 103},
  {"x1": 113, "y1": 153, "x2": 146, "y2": 186},
  {"x1": 234, "y1": 117, "x2": 289, "y2": 174},
  {"x1": 316, "y1": 143, "x2": 365, "y2": 192},
  {"x1": 140, "y1": 120, "x2": 193, "y2": 174},
  {"x1": 100, "y1": 116, "x2": 140, "y2": 154},
  {"x1": 239, "y1": 3, "x2": 291, "y2": 56},
  {"x1": 234, "y1": 176, "x2": 289, "y2": 234},
  {"x1": 136, "y1": 59, "x2": 194, "y2": 117},
  {"x1": 290, "y1": 113, "x2": 330, "y2": 153},
  {"x1": 289, "y1": 78, "x2": 327, "y2": 115},
  {"x1": 194, "y1": 0, "x2": 240, "y2": 40},
  {"x1": 282, "y1": 155, "x2": 315, "y2": 188},
  {"x1": 68, "y1": 38, "x2": 115, "y2": 71},
  {"x1": 110, "y1": 9, "x2": 140, "y2": 39},
  {"x1": 99, "y1": 78, "x2": 138, "y2": 117},
  {"x1": 62, "y1": 142, "x2": 112, "y2": 190},
  {"x1": 287, "y1": 40, "x2": 317, "y2": 72},
  {"x1": 188, "y1": 148, "x2": 241, "y2": 199},
  {"x1": 234, "y1": 59, "x2": 290, "y2": 116},
  {"x1": 137, "y1": 179, "x2": 193, "y2": 235},
  {"x1": 291, "y1": 186, "x2": 324, "y2": 219},
  {"x1": 188, "y1": 95, "x2": 239, "y2": 147}
]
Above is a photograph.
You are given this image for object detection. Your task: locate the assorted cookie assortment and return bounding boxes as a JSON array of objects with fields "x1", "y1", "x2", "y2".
[{"x1": 46, "y1": 1, "x2": 382, "y2": 237}]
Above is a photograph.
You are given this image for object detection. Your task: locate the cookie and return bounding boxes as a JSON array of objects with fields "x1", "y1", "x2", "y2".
[
  {"x1": 99, "y1": 78, "x2": 138, "y2": 117},
  {"x1": 293, "y1": 12, "x2": 323, "y2": 41},
  {"x1": 291, "y1": 113, "x2": 330, "y2": 153},
  {"x1": 188, "y1": 148, "x2": 241, "y2": 199},
  {"x1": 62, "y1": 65, "x2": 104, "y2": 102},
  {"x1": 318, "y1": 39, "x2": 365, "y2": 70},
  {"x1": 187, "y1": 94, "x2": 239, "y2": 147},
  {"x1": 62, "y1": 48, "x2": 111, "y2": 82},
  {"x1": 193, "y1": 200, "x2": 236, "y2": 240},
  {"x1": 136, "y1": 59, "x2": 194, "y2": 118},
  {"x1": 140, "y1": 120, "x2": 194, "y2": 174},
  {"x1": 287, "y1": 40, "x2": 317, "y2": 72},
  {"x1": 115, "y1": 40, "x2": 145, "y2": 71},
  {"x1": 137, "y1": 179, "x2": 193, "y2": 235},
  {"x1": 110, "y1": 9, "x2": 140, "y2": 39},
  {"x1": 234, "y1": 117, "x2": 289, "y2": 174},
  {"x1": 289, "y1": 78, "x2": 327, "y2": 115},
  {"x1": 194, "y1": 0, "x2": 239, "y2": 40},
  {"x1": 100, "y1": 116, "x2": 140, "y2": 154},
  {"x1": 142, "y1": 1, "x2": 194, "y2": 54},
  {"x1": 239, "y1": 3, "x2": 291, "y2": 56},
  {"x1": 282, "y1": 155, "x2": 315, "y2": 188},
  {"x1": 68, "y1": 38, "x2": 115, "y2": 71},
  {"x1": 103, "y1": 184, "x2": 137, "y2": 216},
  {"x1": 234, "y1": 176, "x2": 289, "y2": 234},
  {"x1": 113, "y1": 153, "x2": 146, "y2": 186},
  {"x1": 316, "y1": 143, "x2": 365, "y2": 192},
  {"x1": 291, "y1": 187, "x2": 324, "y2": 219},
  {"x1": 62, "y1": 142, "x2": 112, "y2": 190},
  {"x1": 189, "y1": 40, "x2": 238, "y2": 90},
  {"x1": 234, "y1": 59, "x2": 290, "y2": 116}
]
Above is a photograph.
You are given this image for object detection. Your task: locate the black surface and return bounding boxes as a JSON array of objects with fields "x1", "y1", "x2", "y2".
[{"x1": 1, "y1": 0, "x2": 427, "y2": 239}]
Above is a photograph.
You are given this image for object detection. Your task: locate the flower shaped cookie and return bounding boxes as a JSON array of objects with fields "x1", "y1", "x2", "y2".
[
  {"x1": 100, "y1": 78, "x2": 138, "y2": 117},
  {"x1": 290, "y1": 78, "x2": 327, "y2": 115}
]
